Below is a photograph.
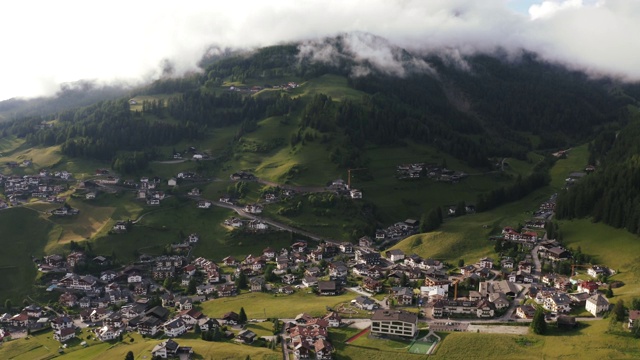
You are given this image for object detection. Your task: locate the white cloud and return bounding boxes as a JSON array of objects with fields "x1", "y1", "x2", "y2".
[{"x1": 1, "y1": 0, "x2": 639, "y2": 101}]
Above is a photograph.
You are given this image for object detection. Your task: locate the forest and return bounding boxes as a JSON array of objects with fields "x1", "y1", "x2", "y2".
[{"x1": 0, "y1": 43, "x2": 638, "y2": 178}]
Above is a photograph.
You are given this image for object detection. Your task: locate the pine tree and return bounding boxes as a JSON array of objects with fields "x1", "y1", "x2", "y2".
[
  {"x1": 530, "y1": 307, "x2": 547, "y2": 335},
  {"x1": 239, "y1": 307, "x2": 248, "y2": 324},
  {"x1": 125, "y1": 351, "x2": 134, "y2": 360},
  {"x1": 4, "y1": 299, "x2": 11, "y2": 311},
  {"x1": 236, "y1": 272, "x2": 248, "y2": 290},
  {"x1": 613, "y1": 299, "x2": 625, "y2": 322}
]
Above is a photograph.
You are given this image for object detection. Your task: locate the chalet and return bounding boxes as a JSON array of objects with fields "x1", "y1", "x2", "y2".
[
  {"x1": 350, "y1": 189, "x2": 363, "y2": 199},
  {"x1": 292, "y1": 241, "x2": 308, "y2": 253},
  {"x1": 197, "y1": 200, "x2": 212, "y2": 209},
  {"x1": 518, "y1": 261, "x2": 533, "y2": 274},
  {"x1": 577, "y1": 281, "x2": 599, "y2": 294},
  {"x1": 279, "y1": 285, "x2": 295, "y2": 294},
  {"x1": 391, "y1": 287, "x2": 414, "y2": 306},
  {"x1": 199, "y1": 318, "x2": 220, "y2": 332},
  {"x1": 85, "y1": 192, "x2": 96, "y2": 200},
  {"x1": 244, "y1": 204, "x2": 263, "y2": 214},
  {"x1": 249, "y1": 219, "x2": 268, "y2": 230},
  {"x1": 250, "y1": 277, "x2": 265, "y2": 292},
  {"x1": 113, "y1": 221, "x2": 128, "y2": 232},
  {"x1": 51, "y1": 316, "x2": 74, "y2": 331},
  {"x1": 359, "y1": 236, "x2": 373, "y2": 247},
  {"x1": 629, "y1": 310, "x2": 640, "y2": 330},
  {"x1": 59, "y1": 292, "x2": 78, "y2": 307},
  {"x1": 164, "y1": 317, "x2": 187, "y2": 337},
  {"x1": 138, "y1": 316, "x2": 162, "y2": 336},
  {"x1": 488, "y1": 293, "x2": 510, "y2": 309},
  {"x1": 318, "y1": 281, "x2": 338, "y2": 296},
  {"x1": 315, "y1": 338, "x2": 334, "y2": 360},
  {"x1": 461, "y1": 265, "x2": 476, "y2": 277},
  {"x1": 175, "y1": 297, "x2": 193, "y2": 311},
  {"x1": 339, "y1": 242, "x2": 354, "y2": 254},
  {"x1": 545, "y1": 247, "x2": 571, "y2": 261},
  {"x1": 516, "y1": 305, "x2": 537, "y2": 319},
  {"x1": 95, "y1": 325, "x2": 121, "y2": 341},
  {"x1": 216, "y1": 284, "x2": 237, "y2": 297},
  {"x1": 544, "y1": 293, "x2": 572, "y2": 313},
  {"x1": 501, "y1": 258, "x2": 515, "y2": 269},
  {"x1": 321, "y1": 311, "x2": 341, "y2": 328},
  {"x1": 237, "y1": 329, "x2": 258, "y2": 343},
  {"x1": 263, "y1": 247, "x2": 276, "y2": 259},
  {"x1": 222, "y1": 311, "x2": 240, "y2": 325},
  {"x1": 586, "y1": 294, "x2": 609, "y2": 316},
  {"x1": 479, "y1": 257, "x2": 494, "y2": 269},
  {"x1": 222, "y1": 256, "x2": 238, "y2": 266},
  {"x1": 58, "y1": 273, "x2": 98, "y2": 291},
  {"x1": 328, "y1": 261, "x2": 349, "y2": 278},
  {"x1": 22, "y1": 304, "x2": 43, "y2": 318},
  {"x1": 54, "y1": 327, "x2": 76, "y2": 343},
  {"x1": 362, "y1": 277, "x2": 383, "y2": 294},
  {"x1": 386, "y1": 249, "x2": 405, "y2": 262},
  {"x1": 588, "y1": 265, "x2": 610, "y2": 278}
]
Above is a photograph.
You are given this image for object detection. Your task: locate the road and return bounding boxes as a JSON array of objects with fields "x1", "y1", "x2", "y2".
[
  {"x1": 209, "y1": 199, "x2": 330, "y2": 242},
  {"x1": 531, "y1": 245, "x2": 542, "y2": 277}
]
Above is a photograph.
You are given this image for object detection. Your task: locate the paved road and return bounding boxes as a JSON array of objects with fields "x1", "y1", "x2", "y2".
[{"x1": 210, "y1": 199, "x2": 331, "y2": 242}]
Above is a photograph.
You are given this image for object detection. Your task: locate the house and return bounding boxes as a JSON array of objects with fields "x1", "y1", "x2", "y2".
[
  {"x1": 318, "y1": 281, "x2": 338, "y2": 296},
  {"x1": 352, "y1": 296, "x2": 378, "y2": 310},
  {"x1": 175, "y1": 297, "x2": 193, "y2": 311},
  {"x1": 488, "y1": 293, "x2": 510, "y2": 309},
  {"x1": 51, "y1": 316, "x2": 74, "y2": 331},
  {"x1": 350, "y1": 189, "x2": 363, "y2": 199},
  {"x1": 315, "y1": 338, "x2": 334, "y2": 360},
  {"x1": 629, "y1": 310, "x2": 640, "y2": 330},
  {"x1": 152, "y1": 339, "x2": 180, "y2": 359},
  {"x1": 222, "y1": 311, "x2": 240, "y2": 325},
  {"x1": 339, "y1": 242, "x2": 354, "y2": 254},
  {"x1": 54, "y1": 327, "x2": 76, "y2": 343},
  {"x1": 113, "y1": 221, "x2": 127, "y2": 232},
  {"x1": 138, "y1": 316, "x2": 162, "y2": 336},
  {"x1": 198, "y1": 200, "x2": 212, "y2": 209},
  {"x1": 250, "y1": 277, "x2": 265, "y2": 292},
  {"x1": 370, "y1": 309, "x2": 418, "y2": 338},
  {"x1": 587, "y1": 265, "x2": 610, "y2": 278},
  {"x1": 237, "y1": 329, "x2": 258, "y2": 343},
  {"x1": 362, "y1": 277, "x2": 383, "y2": 294},
  {"x1": 168, "y1": 178, "x2": 177, "y2": 186},
  {"x1": 95, "y1": 325, "x2": 121, "y2": 341},
  {"x1": 586, "y1": 294, "x2": 609, "y2": 316},
  {"x1": 222, "y1": 256, "x2": 238, "y2": 266},
  {"x1": 199, "y1": 318, "x2": 220, "y2": 332},
  {"x1": 544, "y1": 293, "x2": 572, "y2": 313},
  {"x1": 386, "y1": 249, "x2": 405, "y2": 262},
  {"x1": 323, "y1": 311, "x2": 342, "y2": 328},
  {"x1": 577, "y1": 281, "x2": 599, "y2": 295},
  {"x1": 391, "y1": 287, "x2": 414, "y2": 306},
  {"x1": 479, "y1": 257, "x2": 494, "y2": 269},
  {"x1": 59, "y1": 292, "x2": 78, "y2": 307},
  {"x1": 164, "y1": 317, "x2": 187, "y2": 337},
  {"x1": 244, "y1": 204, "x2": 263, "y2": 214},
  {"x1": 303, "y1": 276, "x2": 318, "y2": 288},
  {"x1": 516, "y1": 305, "x2": 537, "y2": 319}
]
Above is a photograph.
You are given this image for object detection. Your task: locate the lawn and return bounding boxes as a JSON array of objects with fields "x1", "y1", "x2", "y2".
[
  {"x1": 289, "y1": 74, "x2": 367, "y2": 102},
  {"x1": 0, "y1": 329, "x2": 281, "y2": 360},
  {"x1": 200, "y1": 290, "x2": 356, "y2": 319},
  {"x1": 559, "y1": 219, "x2": 640, "y2": 303},
  {"x1": 431, "y1": 320, "x2": 640, "y2": 359},
  {"x1": 0, "y1": 207, "x2": 52, "y2": 302},
  {"x1": 331, "y1": 327, "x2": 424, "y2": 360}
]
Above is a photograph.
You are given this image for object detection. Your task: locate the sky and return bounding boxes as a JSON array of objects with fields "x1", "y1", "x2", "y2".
[{"x1": 0, "y1": 0, "x2": 638, "y2": 101}]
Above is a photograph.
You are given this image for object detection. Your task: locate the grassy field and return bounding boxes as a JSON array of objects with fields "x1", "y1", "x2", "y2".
[
  {"x1": 431, "y1": 320, "x2": 640, "y2": 359},
  {"x1": 560, "y1": 219, "x2": 640, "y2": 303},
  {"x1": 0, "y1": 207, "x2": 52, "y2": 302},
  {"x1": 289, "y1": 74, "x2": 367, "y2": 102},
  {"x1": 200, "y1": 290, "x2": 357, "y2": 319},
  {"x1": 331, "y1": 327, "x2": 424, "y2": 360},
  {"x1": 0, "y1": 328, "x2": 280, "y2": 360},
  {"x1": 549, "y1": 144, "x2": 589, "y2": 189}
]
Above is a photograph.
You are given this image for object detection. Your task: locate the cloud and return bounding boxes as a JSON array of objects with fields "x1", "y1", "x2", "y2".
[{"x1": 1, "y1": 0, "x2": 639, "y2": 101}]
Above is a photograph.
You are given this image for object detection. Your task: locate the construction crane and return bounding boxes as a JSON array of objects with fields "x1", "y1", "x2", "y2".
[
  {"x1": 452, "y1": 278, "x2": 461, "y2": 299},
  {"x1": 347, "y1": 168, "x2": 367, "y2": 189}
]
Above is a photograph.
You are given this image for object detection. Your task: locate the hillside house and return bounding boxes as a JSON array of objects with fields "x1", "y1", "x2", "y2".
[{"x1": 586, "y1": 294, "x2": 609, "y2": 316}]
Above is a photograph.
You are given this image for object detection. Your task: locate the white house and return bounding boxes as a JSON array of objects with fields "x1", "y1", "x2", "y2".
[
  {"x1": 163, "y1": 318, "x2": 187, "y2": 337},
  {"x1": 586, "y1": 294, "x2": 609, "y2": 316},
  {"x1": 168, "y1": 178, "x2": 177, "y2": 186},
  {"x1": 192, "y1": 154, "x2": 203, "y2": 160}
]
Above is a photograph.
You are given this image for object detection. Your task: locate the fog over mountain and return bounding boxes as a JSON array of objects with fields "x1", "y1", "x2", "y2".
[{"x1": 1, "y1": 0, "x2": 639, "y2": 101}]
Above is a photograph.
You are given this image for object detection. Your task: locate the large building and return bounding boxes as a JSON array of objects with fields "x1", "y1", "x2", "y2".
[{"x1": 370, "y1": 309, "x2": 418, "y2": 338}]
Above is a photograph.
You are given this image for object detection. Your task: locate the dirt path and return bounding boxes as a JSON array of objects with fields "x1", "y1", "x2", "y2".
[
  {"x1": 466, "y1": 324, "x2": 529, "y2": 335},
  {"x1": 345, "y1": 328, "x2": 370, "y2": 343}
]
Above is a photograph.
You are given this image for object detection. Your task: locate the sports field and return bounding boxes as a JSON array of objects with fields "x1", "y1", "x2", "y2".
[{"x1": 408, "y1": 339, "x2": 434, "y2": 354}]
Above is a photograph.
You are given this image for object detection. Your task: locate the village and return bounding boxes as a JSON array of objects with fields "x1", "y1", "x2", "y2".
[{"x1": 0, "y1": 162, "x2": 630, "y2": 360}]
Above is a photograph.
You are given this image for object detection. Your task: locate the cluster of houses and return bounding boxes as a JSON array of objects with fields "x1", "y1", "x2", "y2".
[
  {"x1": 395, "y1": 163, "x2": 468, "y2": 183},
  {"x1": 223, "y1": 217, "x2": 269, "y2": 231},
  {"x1": 285, "y1": 312, "x2": 341, "y2": 360},
  {"x1": 0, "y1": 172, "x2": 68, "y2": 205},
  {"x1": 373, "y1": 219, "x2": 419, "y2": 243},
  {"x1": 229, "y1": 82, "x2": 299, "y2": 94}
]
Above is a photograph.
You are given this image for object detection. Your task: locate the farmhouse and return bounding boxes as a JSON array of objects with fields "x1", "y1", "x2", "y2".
[
  {"x1": 370, "y1": 309, "x2": 418, "y2": 338},
  {"x1": 586, "y1": 294, "x2": 609, "y2": 316}
]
